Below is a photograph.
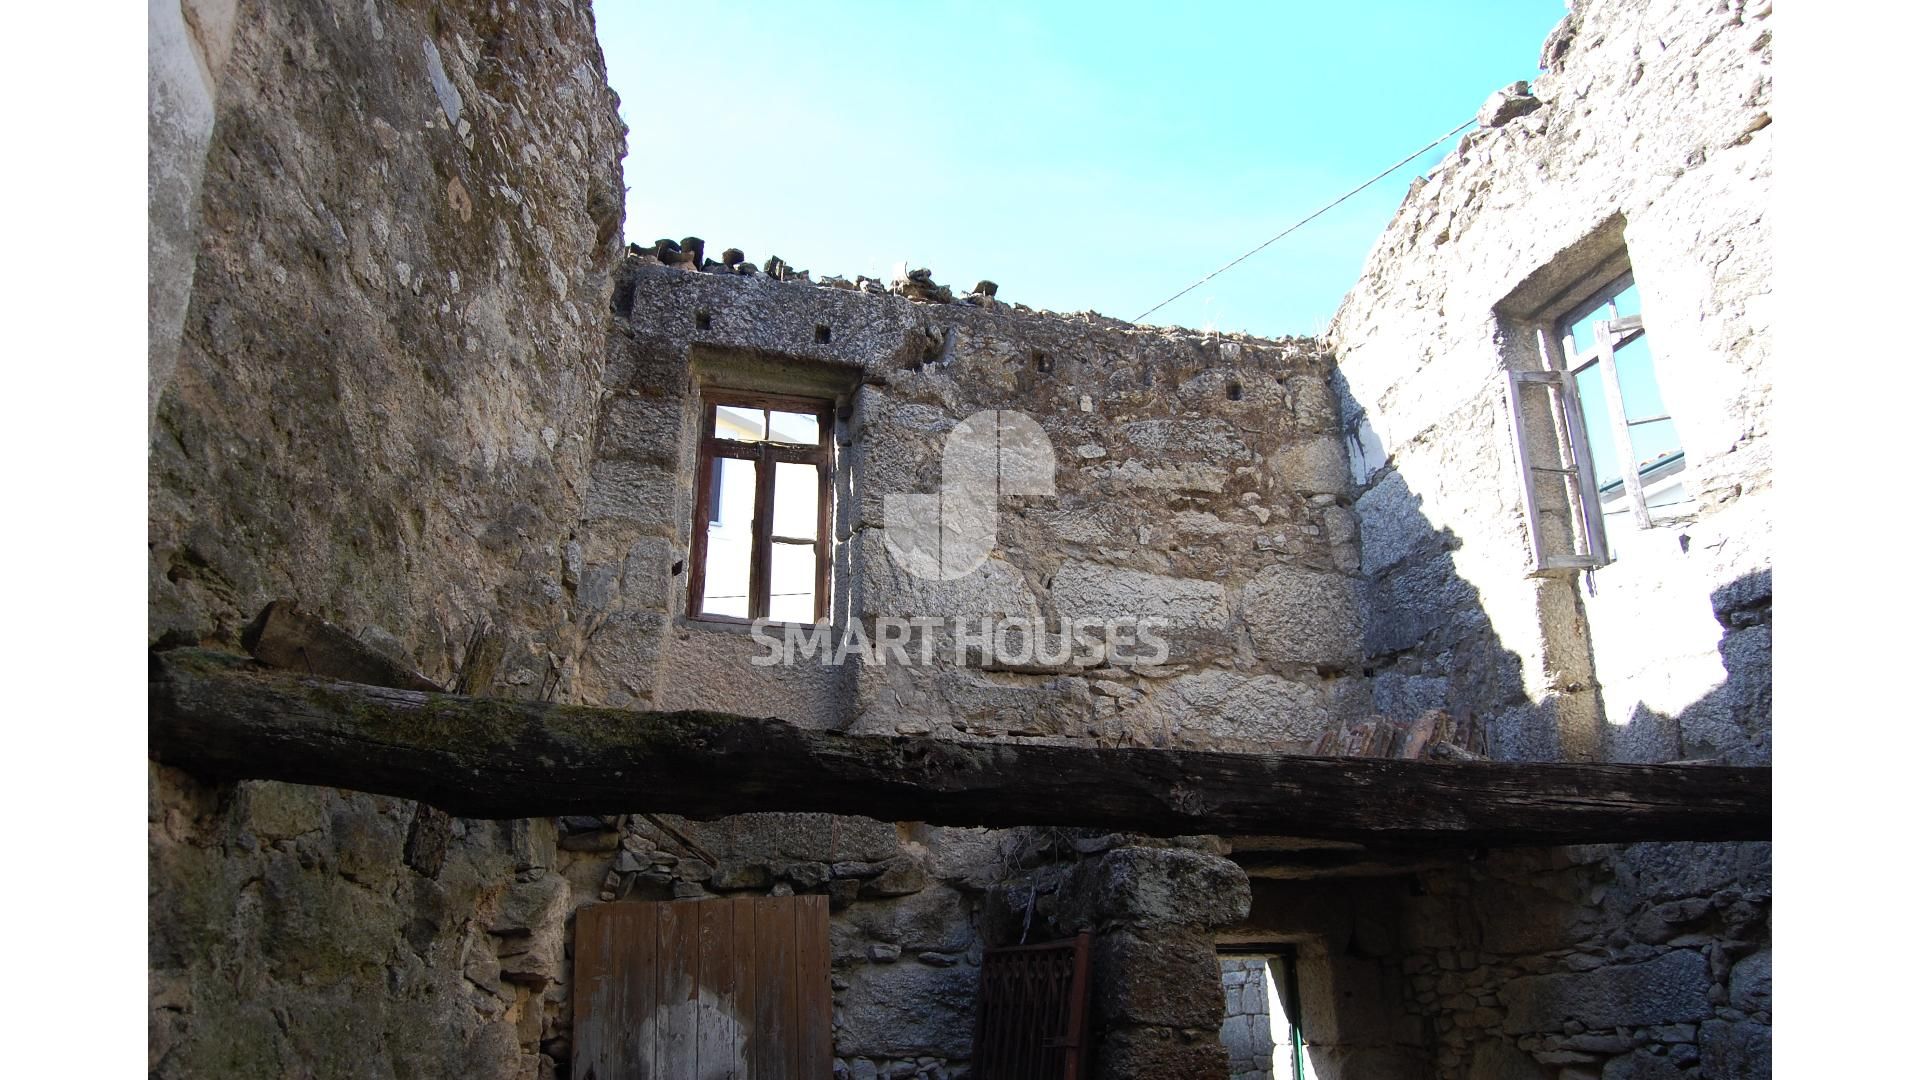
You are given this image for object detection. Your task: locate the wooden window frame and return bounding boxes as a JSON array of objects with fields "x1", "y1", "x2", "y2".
[
  {"x1": 687, "y1": 389, "x2": 835, "y2": 625},
  {"x1": 1505, "y1": 262, "x2": 1626, "y2": 575},
  {"x1": 1507, "y1": 356, "x2": 1612, "y2": 572},
  {"x1": 1508, "y1": 266, "x2": 1689, "y2": 575},
  {"x1": 1552, "y1": 270, "x2": 1680, "y2": 531}
]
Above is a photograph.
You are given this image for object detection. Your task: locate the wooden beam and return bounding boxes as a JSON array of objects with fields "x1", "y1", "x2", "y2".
[
  {"x1": 1228, "y1": 845, "x2": 1465, "y2": 881},
  {"x1": 149, "y1": 649, "x2": 1770, "y2": 847}
]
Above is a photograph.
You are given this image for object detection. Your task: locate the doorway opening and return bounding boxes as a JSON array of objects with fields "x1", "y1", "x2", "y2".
[{"x1": 1219, "y1": 948, "x2": 1318, "y2": 1080}]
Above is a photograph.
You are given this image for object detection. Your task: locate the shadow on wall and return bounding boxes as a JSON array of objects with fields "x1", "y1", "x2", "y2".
[
  {"x1": 1225, "y1": 373, "x2": 1775, "y2": 1079},
  {"x1": 1329, "y1": 366, "x2": 1772, "y2": 766},
  {"x1": 1617, "y1": 569, "x2": 1772, "y2": 766},
  {"x1": 1219, "y1": 877, "x2": 1431, "y2": 1080},
  {"x1": 1329, "y1": 365, "x2": 1556, "y2": 760}
]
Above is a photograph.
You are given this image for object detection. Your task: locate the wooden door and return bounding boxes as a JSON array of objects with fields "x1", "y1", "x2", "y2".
[{"x1": 573, "y1": 895, "x2": 832, "y2": 1079}]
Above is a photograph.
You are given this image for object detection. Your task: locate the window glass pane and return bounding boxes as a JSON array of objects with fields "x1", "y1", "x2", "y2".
[
  {"x1": 1565, "y1": 303, "x2": 1609, "y2": 357},
  {"x1": 768, "y1": 409, "x2": 820, "y2": 446},
  {"x1": 1611, "y1": 279, "x2": 1641, "y2": 317},
  {"x1": 714, "y1": 405, "x2": 765, "y2": 442},
  {"x1": 1627, "y1": 418, "x2": 1684, "y2": 472},
  {"x1": 700, "y1": 457, "x2": 756, "y2": 618},
  {"x1": 1574, "y1": 364, "x2": 1623, "y2": 488},
  {"x1": 767, "y1": 541, "x2": 817, "y2": 623},
  {"x1": 708, "y1": 455, "x2": 756, "y2": 530},
  {"x1": 772, "y1": 461, "x2": 820, "y2": 539},
  {"x1": 1610, "y1": 335, "x2": 1669, "y2": 421}
]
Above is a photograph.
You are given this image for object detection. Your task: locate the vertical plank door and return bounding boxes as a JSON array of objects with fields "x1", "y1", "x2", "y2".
[{"x1": 573, "y1": 896, "x2": 831, "y2": 1079}]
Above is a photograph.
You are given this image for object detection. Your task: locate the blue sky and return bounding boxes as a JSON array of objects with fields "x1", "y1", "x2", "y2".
[{"x1": 596, "y1": 1, "x2": 1566, "y2": 339}]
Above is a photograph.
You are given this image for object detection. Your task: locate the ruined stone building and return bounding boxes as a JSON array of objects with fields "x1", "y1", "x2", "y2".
[{"x1": 149, "y1": 0, "x2": 1771, "y2": 1077}]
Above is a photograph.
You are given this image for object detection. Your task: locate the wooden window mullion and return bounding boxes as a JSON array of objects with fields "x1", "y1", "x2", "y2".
[
  {"x1": 1539, "y1": 325, "x2": 1611, "y2": 566},
  {"x1": 1593, "y1": 315, "x2": 1652, "y2": 529},
  {"x1": 815, "y1": 426, "x2": 832, "y2": 623},
  {"x1": 687, "y1": 407, "x2": 718, "y2": 620},
  {"x1": 690, "y1": 394, "x2": 836, "y2": 624},
  {"x1": 748, "y1": 444, "x2": 775, "y2": 620}
]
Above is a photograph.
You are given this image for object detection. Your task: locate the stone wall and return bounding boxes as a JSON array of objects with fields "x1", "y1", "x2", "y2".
[
  {"x1": 1219, "y1": 958, "x2": 1278, "y2": 1080},
  {"x1": 148, "y1": 0, "x2": 1294, "y2": 1065},
  {"x1": 578, "y1": 253, "x2": 1361, "y2": 750},
  {"x1": 1396, "y1": 844, "x2": 1771, "y2": 1080},
  {"x1": 532, "y1": 249, "x2": 1343, "y2": 1075},
  {"x1": 149, "y1": 0, "x2": 238, "y2": 424},
  {"x1": 1328, "y1": 0, "x2": 1773, "y2": 766},
  {"x1": 149, "y1": 0, "x2": 626, "y2": 1075},
  {"x1": 1223, "y1": 842, "x2": 1770, "y2": 1080},
  {"x1": 1300, "y1": 2, "x2": 1775, "y2": 1078},
  {"x1": 1222, "y1": 875, "x2": 1430, "y2": 1079},
  {"x1": 578, "y1": 812, "x2": 999, "y2": 1078},
  {"x1": 572, "y1": 817, "x2": 1253, "y2": 1079},
  {"x1": 149, "y1": 0, "x2": 625, "y2": 672},
  {"x1": 147, "y1": 0, "x2": 1770, "y2": 1076},
  {"x1": 986, "y1": 839, "x2": 1254, "y2": 1079},
  {"x1": 151, "y1": 769, "x2": 614, "y2": 1077}
]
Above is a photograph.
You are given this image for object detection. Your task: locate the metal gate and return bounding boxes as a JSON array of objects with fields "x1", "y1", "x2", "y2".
[
  {"x1": 573, "y1": 896, "x2": 832, "y2": 1079},
  {"x1": 970, "y1": 932, "x2": 1093, "y2": 1080}
]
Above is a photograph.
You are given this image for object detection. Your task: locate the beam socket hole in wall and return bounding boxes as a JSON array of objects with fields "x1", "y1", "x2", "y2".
[
  {"x1": 1034, "y1": 350, "x2": 1053, "y2": 373},
  {"x1": 815, "y1": 324, "x2": 831, "y2": 344},
  {"x1": 1227, "y1": 381, "x2": 1244, "y2": 401},
  {"x1": 694, "y1": 310, "x2": 712, "y2": 331}
]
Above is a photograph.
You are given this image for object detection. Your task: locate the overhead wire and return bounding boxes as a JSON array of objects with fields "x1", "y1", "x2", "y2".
[{"x1": 1131, "y1": 116, "x2": 1479, "y2": 325}]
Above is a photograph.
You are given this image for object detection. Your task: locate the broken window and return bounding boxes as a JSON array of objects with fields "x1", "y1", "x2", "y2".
[
  {"x1": 1506, "y1": 265, "x2": 1687, "y2": 572},
  {"x1": 688, "y1": 391, "x2": 833, "y2": 623},
  {"x1": 1557, "y1": 272, "x2": 1687, "y2": 529}
]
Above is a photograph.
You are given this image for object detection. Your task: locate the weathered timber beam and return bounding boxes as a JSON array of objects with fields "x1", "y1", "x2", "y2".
[
  {"x1": 149, "y1": 649, "x2": 1770, "y2": 846},
  {"x1": 1229, "y1": 846, "x2": 1467, "y2": 881}
]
